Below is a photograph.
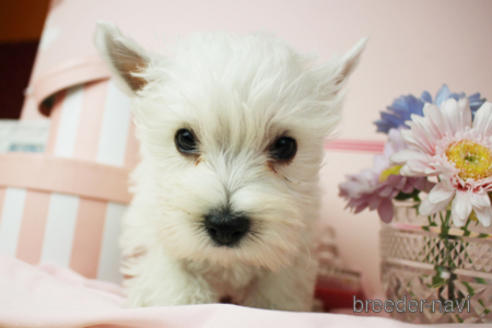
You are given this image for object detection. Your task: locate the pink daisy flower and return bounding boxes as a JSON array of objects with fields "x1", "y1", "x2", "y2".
[
  {"x1": 392, "y1": 98, "x2": 492, "y2": 227},
  {"x1": 339, "y1": 129, "x2": 433, "y2": 223}
]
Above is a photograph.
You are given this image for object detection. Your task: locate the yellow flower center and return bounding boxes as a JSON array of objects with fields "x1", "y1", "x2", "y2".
[
  {"x1": 379, "y1": 165, "x2": 402, "y2": 182},
  {"x1": 445, "y1": 140, "x2": 492, "y2": 180}
]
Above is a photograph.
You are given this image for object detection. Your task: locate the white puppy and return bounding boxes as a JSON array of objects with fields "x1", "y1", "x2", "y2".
[{"x1": 95, "y1": 23, "x2": 364, "y2": 311}]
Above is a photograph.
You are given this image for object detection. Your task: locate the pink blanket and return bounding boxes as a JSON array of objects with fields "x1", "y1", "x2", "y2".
[{"x1": 0, "y1": 255, "x2": 479, "y2": 328}]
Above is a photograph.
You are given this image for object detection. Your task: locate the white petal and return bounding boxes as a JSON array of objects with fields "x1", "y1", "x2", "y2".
[
  {"x1": 472, "y1": 102, "x2": 492, "y2": 135},
  {"x1": 474, "y1": 207, "x2": 492, "y2": 227},
  {"x1": 451, "y1": 191, "x2": 472, "y2": 226},
  {"x1": 400, "y1": 128, "x2": 415, "y2": 144},
  {"x1": 423, "y1": 102, "x2": 438, "y2": 118},
  {"x1": 423, "y1": 166, "x2": 439, "y2": 175},
  {"x1": 441, "y1": 98, "x2": 471, "y2": 135},
  {"x1": 419, "y1": 183, "x2": 454, "y2": 216},
  {"x1": 402, "y1": 162, "x2": 433, "y2": 176},
  {"x1": 408, "y1": 115, "x2": 436, "y2": 154},
  {"x1": 441, "y1": 98, "x2": 460, "y2": 135},
  {"x1": 419, "y1": 197, "x2": 440, "y2": 216},
  {"x1": 401, "y1": 125, "x2": 422, "y2": 150},
  {"x1": 387, "y1": 128, "x2": 405, "y2": 150},
  {"x1": 423, "y1": 103, "x2": 445, "y2": 139},
  {"x1": 470, "y1": 191, "x2": 491, "y2": 210},
  {"x1": 391, "y1": 149, "x2": 423, "y2": 164},
  {"x1": 427, "y1": 182, "x2": 454, "y2": 204},
  {"x1": 456, "y1": 97, "x2": 471, "y2": 132},
  {"x1": 392, "y1": 150, "x2": 432, "y2": 177},
  {"x1": 459, "y1": 98, "x2": 472, "y2": 129}
]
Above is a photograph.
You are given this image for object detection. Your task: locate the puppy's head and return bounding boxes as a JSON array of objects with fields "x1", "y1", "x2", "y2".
[{"x1": 95, "y1": 23, "x2": 364, "y2": 270}]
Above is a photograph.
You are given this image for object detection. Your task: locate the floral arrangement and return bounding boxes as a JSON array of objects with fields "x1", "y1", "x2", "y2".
[
  {"x1": 339, "y1": 85, "x2": 491, "y2": 322},
  {"x1": 339, "y1": 85, "x2": 490, "y2": 227}
]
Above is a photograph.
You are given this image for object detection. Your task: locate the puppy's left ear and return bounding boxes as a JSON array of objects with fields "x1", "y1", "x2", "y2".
[
  {"x1": 333, "y1": 37, "x2": 367, "y2": 87},
  {"x1": 94, "y1": 22, "x2": 151, "y2": 96}
]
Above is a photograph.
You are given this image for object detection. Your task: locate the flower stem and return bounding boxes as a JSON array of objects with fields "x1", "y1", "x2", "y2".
[{"x1": 436, "y1": 210, "x2": 457, "y2": 302}]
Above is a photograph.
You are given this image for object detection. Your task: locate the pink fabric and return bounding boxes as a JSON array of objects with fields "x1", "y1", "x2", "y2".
[{"x1": 0, "y1": 255, "x2": 480, "y2": 328}]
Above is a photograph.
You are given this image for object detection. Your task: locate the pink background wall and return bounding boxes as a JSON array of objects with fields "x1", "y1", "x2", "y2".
[{"x1": 23, "y1": 0, "x2": 492, "y2": 297}]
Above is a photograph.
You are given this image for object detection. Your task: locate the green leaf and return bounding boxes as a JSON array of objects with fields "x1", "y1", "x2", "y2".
[
  {"x1": 431, "y1": 275, "x2": 446, "y2": 288},
  {"x1": 477, "y1": 233, "x2": 489, "y2": 238},
  {"x1": 395, "y1": 189, "x2": 421, "y2": 201},
  {"x1": 474, "y1": 277, "x2": 487, "y2": 284},
  {"x1": 478, "y1": 299, "x2": 491, "y2": 314},
  {"x1": 461, "y1": 281, "x2": 475, "y2": 297}
]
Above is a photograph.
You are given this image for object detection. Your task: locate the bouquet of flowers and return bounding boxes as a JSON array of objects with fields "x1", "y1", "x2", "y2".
[
  {"x1": 340, "y1": 84, "x2": 490, "y2": 226},
  {"x1": 339, "y1": 85, "x2": 491, "y2": 323}
]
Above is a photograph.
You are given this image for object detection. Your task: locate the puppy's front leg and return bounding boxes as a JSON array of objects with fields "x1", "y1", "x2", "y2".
[{"x1": 124, "y1": 249, "x2": 216, "y2": 307}]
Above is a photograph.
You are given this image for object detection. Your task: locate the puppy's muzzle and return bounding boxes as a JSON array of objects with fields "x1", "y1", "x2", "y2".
[{"x1": 204, "y1": 207, "x2": 250, "y2": 247}]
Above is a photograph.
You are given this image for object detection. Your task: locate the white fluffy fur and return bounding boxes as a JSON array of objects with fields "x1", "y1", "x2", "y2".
[{"x1": 95, "y1": 22, "x2": 365, "y2": 310}]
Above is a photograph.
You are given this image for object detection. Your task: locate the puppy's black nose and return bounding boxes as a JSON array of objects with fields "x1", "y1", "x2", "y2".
[{"x1": 204, "y1": 208, "x2": 250, "y2": 247}]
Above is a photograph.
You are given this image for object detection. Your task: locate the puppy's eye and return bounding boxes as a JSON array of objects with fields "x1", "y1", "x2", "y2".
[
  {"x1": 175, "y1": 128, "x2": 198, "y2": 155},
  {"x1": 269, "y1": 136, "x2": 297, "y2": 162}
]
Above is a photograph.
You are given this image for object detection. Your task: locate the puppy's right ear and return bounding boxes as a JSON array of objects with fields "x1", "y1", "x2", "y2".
[{"x1": 94, "y1": 22, "x2": 150, "y2": 96}]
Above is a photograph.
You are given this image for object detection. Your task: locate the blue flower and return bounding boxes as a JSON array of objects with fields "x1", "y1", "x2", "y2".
[{"x1": 374, "y1": 85, "x2": 486, "y2": 134}]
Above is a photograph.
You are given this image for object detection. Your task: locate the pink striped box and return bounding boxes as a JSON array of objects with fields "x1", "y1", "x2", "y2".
[{"x1": 0, "y1": 80, "x2": 139, "y2": 283}]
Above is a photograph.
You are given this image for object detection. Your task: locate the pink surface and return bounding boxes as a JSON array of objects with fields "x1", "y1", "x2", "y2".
[{"x1": 0, "y1": 254, "x2": 479, "y2": 328}]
